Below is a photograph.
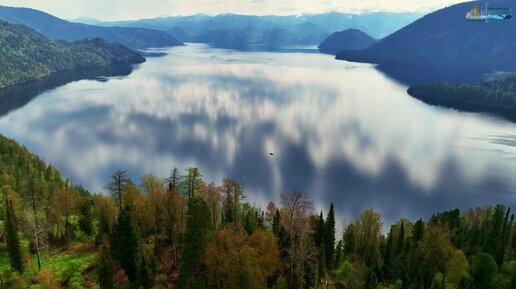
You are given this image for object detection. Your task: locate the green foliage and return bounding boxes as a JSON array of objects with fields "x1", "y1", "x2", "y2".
[
  {"x1": 2, "y1": 133, "x2": 516, "y2": 289},
  {"x1": 336, "y1": 260, "x2": 353, "y2": 285},
  {"x1": 271, "y1": 275, "x2": 287, "y2": 289},
  {"x1": 325, "y1": 203, "x2": 336, "y2": 269},
  {"x1": 178, "y1": 197, "x2": 212, "y2": 289},
  {"x1": 4, "y1": 192, "x2": 23, "y2": 273},
  {"x1": 114, "y1": 207, "x2": 140, "y2": 284},
  {"x1": 0, "y1": 20, "x2": 145, "y2": 87},
  {"x1": 408, "y1": 74, "x2": 516, "y2": 114},
  {"x1": 470, "y1": 253, "x2": 498, "y2": 289},
  {"x1": 97, "y1": 246, "x2": 114, "y2": 289},
  {"x1": 78, "y1": 198, "x2": 95, "y2": 236},
  {"x1": 68, "y1": 272, "x2": 86, "y2": 289},
  {"x1": 377, "y1": 279, "x2": 403, "y2": 289}
]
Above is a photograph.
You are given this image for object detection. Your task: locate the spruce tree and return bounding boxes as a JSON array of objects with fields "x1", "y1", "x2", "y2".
[
  {"x1": 114, "y1": 207, "x2": 139, "y2": 284},
  {"x1": 97, "y1": 246, "x2": 114, "y2": 289},
  {"x1": 324, "y1": 203, "x2": 336, "y2": 268},
  {"x1": 5, "y1": 198, "x2": 23, "y2": 273},
  {"x1": 178, "y1": 197, "x2": 212, "y2": 289},
  {"x1": 397, "y1": 222, "x2": 405, "y2": 253},
  {"x1": 314, "y1": 211, "x2": 325, "y2": 247}
]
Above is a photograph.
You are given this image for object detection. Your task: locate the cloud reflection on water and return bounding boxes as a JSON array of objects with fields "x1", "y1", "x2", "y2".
[{"x1": 0, "y1": 44, "x2": 515, "y2": 225}]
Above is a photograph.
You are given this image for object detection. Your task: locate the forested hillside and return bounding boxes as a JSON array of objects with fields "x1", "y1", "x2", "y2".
[
  {"x1": 0, "y1": 134, "x2": 515, "y2": 289},
  {"x1": 318, "y1": 29, "x2": 377, "y2": 54},
  {"x1": 336, "y1": 0, "x2": 516, "y2": 71},
  {"x1": 408, "y1": 74, "x2": 516, "y2": 120},
  {"x1": 0, "y1": 6, "x2": 182, "y2": 49},
  {"x1": 0, "y1": 20, "x2": 145, "y2": 87}
]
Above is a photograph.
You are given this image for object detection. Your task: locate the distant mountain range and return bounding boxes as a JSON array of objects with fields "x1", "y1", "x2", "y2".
[
  {"x1": 72, "y1": 12, "x2": 422, "y2": 47},
  {"x1": 0, "y1": 20, "x2": 145, "y2": 87},
  {"x1": 0, "y1": 6, "x2": 183, "y2": 49},
  {"x1": 336, "y1": 0, "x2": 516, "y2": 71},
  {"x1": 318, "y1": 29, "x2": 377, "y2": 54}
]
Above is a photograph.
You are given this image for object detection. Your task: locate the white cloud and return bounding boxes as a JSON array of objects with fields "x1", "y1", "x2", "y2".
[{"x1": 0, "y1": 0, "x2": 466, "y2": 20}]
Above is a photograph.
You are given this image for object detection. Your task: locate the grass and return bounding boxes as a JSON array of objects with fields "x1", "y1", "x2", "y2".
[{"x1": 0, "y1": 243, "x2": 96, "y2": 286}]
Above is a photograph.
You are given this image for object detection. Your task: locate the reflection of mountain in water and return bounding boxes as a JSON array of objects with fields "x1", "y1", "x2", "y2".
[
  {"x1": 375, "y1": 64, "x2": 487, "y2": 86},
  {"x1": 1, "y1": 45, "x2": 515, "y2": 226},
  {"x1": 0, "y1": 65, "x2": 135, "y2": 117}
]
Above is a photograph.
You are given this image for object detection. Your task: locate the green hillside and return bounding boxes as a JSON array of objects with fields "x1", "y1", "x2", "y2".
[
  {"x1": 408, "y1": 74, "x2": 516, "y2": 119},
  {"x1": 0, "y1": 20, "x2": 145, "y2": 87}
]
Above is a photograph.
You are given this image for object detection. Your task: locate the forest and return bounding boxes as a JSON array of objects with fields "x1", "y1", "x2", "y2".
[
  {"x1": 407, "y1": 74, "x2": 516, "y2": 120},
  {"x1": 0, "y1": 132, "x2": 515, "y2": 289},
  {"x1": 0, "y1": 20, "x2": 145, "y2": 88}
]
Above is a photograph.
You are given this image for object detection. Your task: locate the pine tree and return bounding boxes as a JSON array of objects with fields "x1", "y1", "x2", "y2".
[
  {"x1": 178, "y1": 197, "x2": 212, "y2": 289},
  {"x1": 314, "y1": 211, "x2": 325, "y2": 247},
  {"x1": 97, "y1": 246, "x2": 114, "y2": 289},
  {"x1": 106, "y1": 169, "x2": 129, "y2": 210},
  {"x1": 413, "y1": 219, "x2": 425, "y2": 243},
  {"x1": 324, "y1": 203, "x2": 336, "y2": 268},
  {"x1": 397, "y1": 222, "x2": 405, "y2": 253},
  {"x1": 114, "y1": 207, "x2": 139, "y2": 284},
  {"x1": 5, "y1": 197, "x2": 23, "y2": 273}
]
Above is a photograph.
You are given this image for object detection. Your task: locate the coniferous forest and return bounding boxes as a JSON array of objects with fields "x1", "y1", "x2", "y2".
[
  {"x1": 0, "y1": 133, "x2": 516, "y2": 289},
  {"x1": 0, "y1": 20, "x2": 145, "y2": 88},
  {"x1": 407, "y1": 74, "x2": 516, "y2": 120}
]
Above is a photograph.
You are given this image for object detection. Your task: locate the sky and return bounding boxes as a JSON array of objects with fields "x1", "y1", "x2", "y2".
[{"x1": 0, "y1": 0, "x2": 467, "y2": 21}]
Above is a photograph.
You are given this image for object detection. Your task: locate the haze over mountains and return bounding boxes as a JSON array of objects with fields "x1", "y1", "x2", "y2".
[
  {"x1": 0, "y1": 6, "x2": 183, "y2": 49},
  {"x1": 74, "y1": 12, "x2": 422, "y2": 47},
  {"x1": 318, "y1": 29, "x2": 377, "y2": 54},
  {"x1": 336, "y1": 0, "x2": 516, "y2": 71}
]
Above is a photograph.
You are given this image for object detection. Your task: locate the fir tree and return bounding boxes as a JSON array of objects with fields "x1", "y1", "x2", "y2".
[
  {"x1": 5, "y1": 197, "x2": 23, "y2": 273},
  {"x1": 324, "y1": 203, "x2": 336, "y2": 268},
  {"x1": 314, "y1": 211, "x2": 325, "y2": 247},
  {"x1": 178, "y1": 197, "x2": 212, "y2": 289},
  {"x1": 114, "y1": 207, "x2": 139, "y2": 284}
]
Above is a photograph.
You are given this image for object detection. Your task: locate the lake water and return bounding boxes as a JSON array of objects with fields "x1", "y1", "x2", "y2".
[{"x1": 0, "y1": 44, "x2": 515, "y2": 225}]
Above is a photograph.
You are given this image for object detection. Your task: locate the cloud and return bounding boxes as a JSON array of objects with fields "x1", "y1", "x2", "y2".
[{"x1": 0, "y1": 0, "x2": 465, "y2": 20}]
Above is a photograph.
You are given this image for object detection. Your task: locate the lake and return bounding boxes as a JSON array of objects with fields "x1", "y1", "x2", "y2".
[{"x1": 0, "y1": 43, "x2": 515, "y2": 225}]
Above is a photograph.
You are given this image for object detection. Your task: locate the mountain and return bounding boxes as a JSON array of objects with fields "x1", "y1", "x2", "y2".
[
  {"x1": 336, "y1": 0, "x2": 516, "y2": 71},
  {"x1": 75, "y1": 12, "x2": 422, "y2": 45},
  {"x1": 318, "y1": 29, "x2": 377, "y2": 54},
  {"x1": 0, "y1": 20, "x2": 145, "y2": 87},
  {"x1": 0, "y1": 6, "x2": 183, "y2": 49}
]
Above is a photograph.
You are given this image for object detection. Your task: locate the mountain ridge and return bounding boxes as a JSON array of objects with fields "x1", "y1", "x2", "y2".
[
  {"x1": 318, "y1": 29, "x2": 377, "y2": 54},
  {"x1": 0, "y1": 20, "x2": 145, "y2": 87},
  {"x1": 72, "y1": 12, "x2": 422, "y2": 45},
  {"x1": 336, "y1": 0, "x2": 516, "y2": 71},
  {"x1": 0, "y1": 6, "x2": 183, "y2": 49}
]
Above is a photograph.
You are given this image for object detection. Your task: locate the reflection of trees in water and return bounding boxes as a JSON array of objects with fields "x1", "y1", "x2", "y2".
[
  {"x1": 0, "y1": 65, "x2": 135, "y2": 117},
  {"x1": 375, "y1": 64, "x2": 486, "y2": 86}
]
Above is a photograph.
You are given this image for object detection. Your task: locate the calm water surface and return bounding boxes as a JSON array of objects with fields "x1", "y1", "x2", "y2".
[{"x1": 1, "y1": 44, "x2": 515, "y2": 225}]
